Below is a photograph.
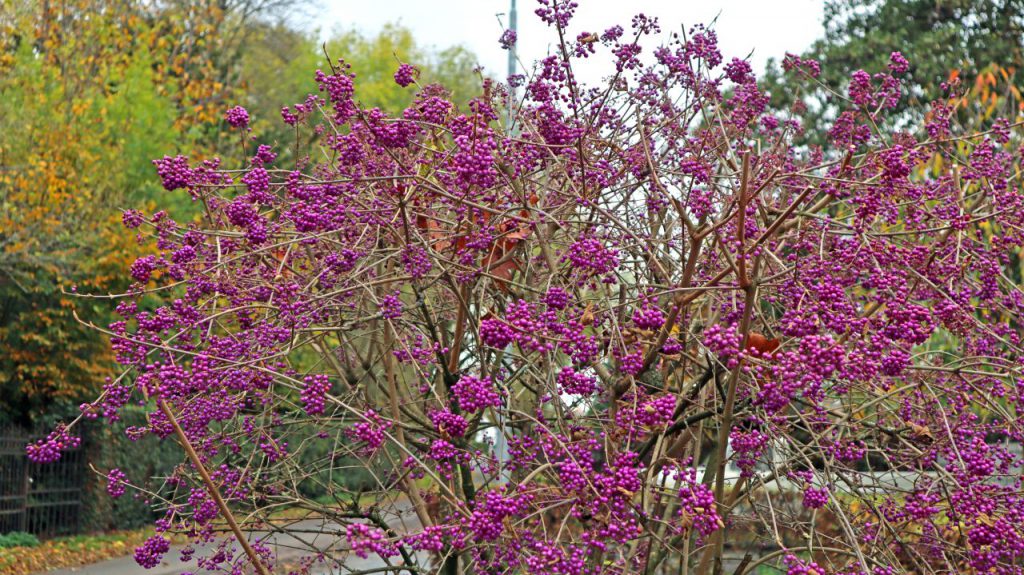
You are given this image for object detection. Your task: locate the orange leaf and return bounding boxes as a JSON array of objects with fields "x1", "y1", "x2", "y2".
[{"x1": 746, "y1": 332, "x2": 780, "y2": 355}]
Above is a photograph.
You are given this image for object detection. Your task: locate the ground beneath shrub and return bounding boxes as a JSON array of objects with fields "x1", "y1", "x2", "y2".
[
  {"x1": 34, "y1": 502, "x2": 422, "y2": 575},
  {"x1": 1, "y1": 529, "x2": 169, "y2": 575}
]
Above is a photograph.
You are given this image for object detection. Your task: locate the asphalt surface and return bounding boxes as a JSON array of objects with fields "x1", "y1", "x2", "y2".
[{"x1": 43, "y1": 503, "x2": 425, "y2": 575}]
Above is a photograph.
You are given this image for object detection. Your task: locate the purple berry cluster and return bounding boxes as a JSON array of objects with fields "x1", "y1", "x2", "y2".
[
  {"x1": 499, "y1": 29, "x2": 517, "y2": 50},
  {"x1": 133, "y1": 535, "x2": 170, "y2": 569},
  {"x1": 25, "y1": 426, "x2": 80, "y2": 464},
  {"x1": 801, "y1": 487, "x2": 829, "y2": 510},
  {"x1": 300, "y1": 374, "x2": 331, "y2": 415},
  {"x1": 393, "y1": 63, "x2": 418, "y2": 87},
  {"x1": 346, "y1": 524, "x2": 398, "y2": 559},
  {"x1": 674, "y1": 466, "x2": 722, "y2": 538},
  {"x1": 451, "y1": 375, "x2": 502, "y2": 412},
  {"x1": 429, "y1": 408, "x2": 469, "y2": 438},
  {"x1": 106, "y1": 468, "x2": 127, "y2": 498},
  {"x1": 152, "y1": 155, "x2": 191, "y2": 191},
  {"x1": 348, "y1": 409, "x2": 390, "y2": 453},
  {"x1": 378, "y1": 292, "x2": 403, "y2": 319},
  {"x1": 224, "y1": 105, "x2": 250, "y2": 128}
]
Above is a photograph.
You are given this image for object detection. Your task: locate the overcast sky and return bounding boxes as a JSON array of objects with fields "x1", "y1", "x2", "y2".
[{"x1": 317, "y1": 0, "x2": 825, "y2": 81}]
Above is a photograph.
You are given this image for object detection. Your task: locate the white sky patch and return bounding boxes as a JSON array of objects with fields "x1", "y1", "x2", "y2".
[{"x1": 315, "y1": 0, "x2": 825, "y2": 83}]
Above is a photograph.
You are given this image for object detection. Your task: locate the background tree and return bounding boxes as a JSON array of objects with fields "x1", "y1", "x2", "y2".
[
  {"x1": 239, "y1": 22, "x2": 481, "y2": 160},
  {"x1": 0, "y1": 0, "x2": 281, "y2": 424},
  {"x1": 763, "y1": 0, "x2": 1024, "y2": 140},
  {"x1": 0, "y1": 0, "x2": 480, "y2": 426},
  {"x1": 0, "y1": 0, "x2": 184, "y2": 424}
]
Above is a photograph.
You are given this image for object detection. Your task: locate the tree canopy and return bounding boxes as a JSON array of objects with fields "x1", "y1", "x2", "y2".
[
  {"x1": 763, "y1": 0, "x2": 1024, "y2": 139},
  {"x1": 0, "y1": 0, "x2": 481, "y2": 424}
]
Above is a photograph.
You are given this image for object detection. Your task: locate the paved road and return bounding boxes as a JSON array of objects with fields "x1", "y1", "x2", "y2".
[{"x1": 45, "y1": 504, "x2": 425, "y2": 575}]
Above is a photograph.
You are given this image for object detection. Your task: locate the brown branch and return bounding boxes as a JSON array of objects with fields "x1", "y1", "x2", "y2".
[{"x1": 155, "y1": 398, "x2": 271, "y2": 575}]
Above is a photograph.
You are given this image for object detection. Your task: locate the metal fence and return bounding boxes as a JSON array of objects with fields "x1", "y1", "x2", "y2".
[{"x1": 0, "y1": 428, "x2": 83, "y2": 537}]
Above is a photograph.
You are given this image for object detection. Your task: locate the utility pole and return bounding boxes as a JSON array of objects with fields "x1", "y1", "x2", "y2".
[
  {"x1": 494, "y1": 0, "x2": 517, "y2": 484},
  {"x1": 505, "y1": 0, "x2": 518, "y2": 131},
  {"x1": 508, "y1": 0, "x2": 517, "y2": 83}
]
